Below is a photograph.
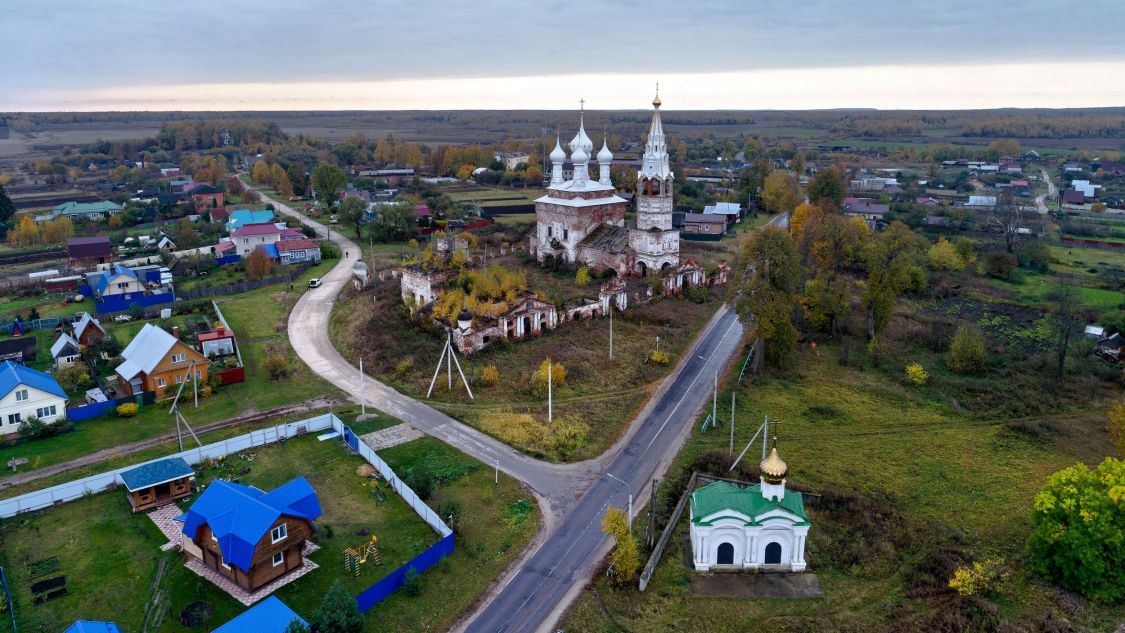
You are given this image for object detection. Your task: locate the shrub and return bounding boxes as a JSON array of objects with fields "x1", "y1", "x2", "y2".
[
  {"x1": 575, "y1": 266, "x2": 591, "y2": 285},
  {"x1": 312, "y1": 580, "x2": 364, "y2": 633},
  {"x1": 438, "y1": 498, "x2": 462, "y2": 528},
  {"x1": 178, "y1": 601, "x2": 214, "y2": 628},
  {"x1": 948, "y1": 558, "x2": 1008, "y2": 597},
  {"x1": 17, "y1": 416, "x2": 74, "y2": 442},
  {"x1": 649, "y1": 349, "x2": 670, "y2": 365},
  {"x1": 925, "y1": 238, "x2": 966, "y2": 271},
  {"x1": 946, "y1": 325, "x2": 985, "y2": 374},
  {"x1": 601, "y1": 507, "x2": 640, "y2": 584},
  {"x1": 905, "y1": 362, "x2": 928, "y2": 386},
  {"x1": 393, "y1": 358, "x2": 414, "y2": 378},
  {"x1": 402, "y1": 566, "x2": 422, "y2": 597},
  {"x1": 116, "y1": 402, "x2": 139, "y2": 417},
  {"x1": 1027, "y1": 458, "x2": 1125, "y2": 601},
  {"x1": 207, "y1": 374, "x2": 222, "y2": 393},
  {"x1": 478, "y1": 410, "x2": 589, "y2": 460},
  {"x1": 684, "y1": 285, "x2": 711, "y2": 304},
  {"x1": 985, "y1": 251, "x2": 1019, "y2": 280},
  {"x1": 481, "y1": 364, "x2": 500, "y2": 386},
  {"x1": 56, "y1": 363, "x2": 93, "y2": 392},
  {"x1": 532, "y1": 358, "x2": 566, "y2": 393},
  {"x1": 1016, "y1": 240, "x2": 1052, "y2": 273},
  {"x1": 403, "y1": 462, "x2": 435, "y2": 500},
  {"x1": 263, "y1": 352, "x2": 291, "y2": 381}
]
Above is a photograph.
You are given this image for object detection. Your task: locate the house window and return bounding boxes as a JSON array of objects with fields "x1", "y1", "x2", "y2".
[
  {"x1": 175, "y1": 374, "x2": 183, "y2": 384},
  {"x1": 272, "y1": 551, "x2": 284, "y2": 567},
  {"x1": 242, "y1": 238, "x2": 249, "y2": 244},
  {"x1": 547, "y1": 226, "x2": 552, "y2": 238},
  {"x1": 195, "y1": 370, "x2": 203, "y2": 381},
  {"x1": 563, "y1": 228, "x2": 569, "y2": 240},
  {"x1": 36, "y1": 405, "x2": 57, "y2": 418},
  {"x1": 271, "y1": 524, "x2": 287, "y2": 543},
  {"x1": 172, "y1": 353, "x2": 185, "y2": 363},
  {"x1": 15, "y1": 389, "x2": 28, "y2": 402},
  {"x1": 156, "y1": 377, "x2": 165, "y2": 388},
  {"x1": 7, "y1": 414, "x2": 20, "y2": 426}
]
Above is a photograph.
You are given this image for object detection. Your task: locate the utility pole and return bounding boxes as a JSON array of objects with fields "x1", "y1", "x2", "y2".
[
  {"x1": 547, "y1": 359, "x2": 553, "y2": 423},
  {"x1": 628, "y1": 494, "x2": 633, "y2": 532},
  {"x1": 359, "y1": 358, "x2": 365, "y2": 416},
  {"x1": 495, "y1": 459, "x2": 499, "y2": 485},
  {"x1": 730, "y1": 391, "x2": 735, "y2": 457},
  {"x1": 712, "y1": 371, "x2": 717, "y2": 434},
  {"x1": 648, "y1": 479, "x2": 658, "y2": 548},
  {"x1": 762, "y1": 415, "x2": 770, "y2": 460},
  {"x1": 608, "y1": 300, "x2": 613, "y2": 360}
]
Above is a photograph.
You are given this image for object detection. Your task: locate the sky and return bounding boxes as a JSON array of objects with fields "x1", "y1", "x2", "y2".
[{"x1": 3, "y1": 0, "x2": 1125, "y2": 111}]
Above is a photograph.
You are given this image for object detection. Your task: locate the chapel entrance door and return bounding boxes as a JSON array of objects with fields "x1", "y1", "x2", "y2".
[
  {"x1": 716, "y1": 542, "x2": 734, "y2": 565},
  {"x1": 764, "y1": 542, "x2": 782, "y2": 564}
]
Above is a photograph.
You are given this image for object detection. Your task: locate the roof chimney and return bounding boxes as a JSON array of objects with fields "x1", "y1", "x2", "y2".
[{"x1": 172, "y1": 326, "x2": 180, "y2": 339}]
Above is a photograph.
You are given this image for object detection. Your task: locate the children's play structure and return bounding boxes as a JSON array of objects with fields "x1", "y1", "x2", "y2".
[{"x1": 344, "y1": 535, "x2": 382, "y2": 577}]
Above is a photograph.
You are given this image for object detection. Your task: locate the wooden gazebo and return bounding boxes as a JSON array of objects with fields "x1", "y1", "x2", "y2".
[{"x1": 119, "y1": 457, "x2": 195, "y2": 512}]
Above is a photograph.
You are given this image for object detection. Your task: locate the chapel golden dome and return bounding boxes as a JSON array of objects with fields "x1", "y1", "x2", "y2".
[
  {"x1": 653, "y1": 83, "x2": 662, "y2": 109},
  {"x1": 760, "y1": 447, "x2": 788, "y2": 483}
]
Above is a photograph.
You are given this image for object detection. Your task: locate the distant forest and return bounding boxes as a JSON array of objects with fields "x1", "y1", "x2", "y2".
[{"x1": 6, "y1": 108, "x2": 1125, "y2": 141}]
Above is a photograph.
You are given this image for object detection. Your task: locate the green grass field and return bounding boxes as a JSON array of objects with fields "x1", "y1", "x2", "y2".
[{"x1": 560, "y1": 341, "x2": 1122, "y2": 632}]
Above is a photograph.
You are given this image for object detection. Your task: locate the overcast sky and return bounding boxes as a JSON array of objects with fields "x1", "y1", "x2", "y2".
[{"x1": 4, "y1": 0, "x2": 1125, "y2": 111}]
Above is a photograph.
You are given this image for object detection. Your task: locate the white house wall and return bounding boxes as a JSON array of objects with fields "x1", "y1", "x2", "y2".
[{"x1": 0, "y1": 385, "x2": 67, "y2": 436}]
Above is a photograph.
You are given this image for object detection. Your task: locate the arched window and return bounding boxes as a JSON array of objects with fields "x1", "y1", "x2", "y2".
[
  {"x1": 764, "y1": 541, "x2": 782, "y2": 565},
  {"x1": 716, "y1": 542, "x2": 734, "y2": 565}
]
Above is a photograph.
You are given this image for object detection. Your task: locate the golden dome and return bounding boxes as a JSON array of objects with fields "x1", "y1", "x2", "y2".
[
  {"x1": 760, "y1": 447, "x2": 788, "y2": 483},
  {"x1": 653, "y1": 83, "x2": 662, "y2": 109}
]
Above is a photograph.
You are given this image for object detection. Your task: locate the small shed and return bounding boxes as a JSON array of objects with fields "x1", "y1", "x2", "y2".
[
  {"x1": 64, "y1": 622, "x2": 123, "y2": 633},
  {"x1": 120, "y1": 457, "x2": 195, "y2": 512},
  {"x1": 198, "y1": 327, "x2": 236, "y2": 358},
  {"x1": 211, "y1": 596, "x2": 306, "y2": 633}
]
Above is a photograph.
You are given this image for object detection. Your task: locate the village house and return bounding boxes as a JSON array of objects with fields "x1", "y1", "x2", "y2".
[
  {"x1": 681, "y1": 213, "x2": 726, "y2": 236},
  {"x1": 119, "y1": 456, "x2": 194, "y2": 512},
  {"x1": 190, "y1": 185, "x2": 225, "y2": 211},
  {"x1": 494, "y1": 151, "x2": 531, "y2": 170},
  {"x1": 94, "y1": 264, "x2": 145, "y2": 297},
  {"x1": 0, "y1": 360, "x2": 68, "y2": 436},
  {"x1": 231, "y1": 222, "x2": 283, "y2": 257},
  {"x1": 67, "y1": 236, "x2": 113, "y2": 271},
  {"x1": 275, "y1": 239, "x2": 322, "y2": 265},
  {"x1": 689, "y1": 444, "x2": 810, "y2": 572},
  {"x1": 115, "y1": 323, "x2": 209, "y2": 399},
  {"x1": 702, "y1": 201, "x2": 743, "y2": 226},
  {"x1": 212, "y1": 596, "x2": 307, "y2": 633},
  {"x1": 50, "y1": 333, "x2": 82, "y2": 368},
  {"x1": 73, "y1": 312, "x2": 105, "y2": 347},
  {"x1": 227, "y1": 209, "x2": 276, "y2": 230},
  {"x1": 842, "y1": 197, "x2": 889, "y2": 222},
  {"x1": 179, "y1": 477, "x2": 322, "y2": 593},
  {"x1": 54, "y1": 200, "x2": 124, "y2": 221}
]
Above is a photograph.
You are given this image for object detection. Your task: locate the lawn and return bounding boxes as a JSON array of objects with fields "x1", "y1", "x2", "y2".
[
  {"x1": 0, "y1": 270, "x2": 346, "y2": 489},
  {"x1": 561, "y1": 340, "x2": 1123, "y2": 632},
  {"x1": 0, "y1": 424, "x2": 537, "y2": 633}
]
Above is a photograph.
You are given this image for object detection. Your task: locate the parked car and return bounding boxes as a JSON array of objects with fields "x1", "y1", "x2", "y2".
[
  {"x1": 114, "y1": 314, "x2": 133, "y2": 322},
  {"x1": 307, "y1": 278, "x2": 323, "y2": 289}
]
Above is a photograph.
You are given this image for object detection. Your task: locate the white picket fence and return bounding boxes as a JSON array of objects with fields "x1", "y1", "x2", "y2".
[
  {"x1": 334, "y1": 417, "x2": 452, "y2": 538},
  {"x1": 0, "y1": 414, "x2": 335, "y2": 518}
]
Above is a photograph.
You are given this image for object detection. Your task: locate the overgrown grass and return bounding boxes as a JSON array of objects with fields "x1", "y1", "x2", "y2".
[{"x1": 560, "y1": 342, "x2": 1122, "y2": 632}]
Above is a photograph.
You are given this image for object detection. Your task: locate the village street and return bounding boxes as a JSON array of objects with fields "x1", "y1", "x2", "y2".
[{"x1": 260, "y1": 183, "x2": 787, "y2": 632}]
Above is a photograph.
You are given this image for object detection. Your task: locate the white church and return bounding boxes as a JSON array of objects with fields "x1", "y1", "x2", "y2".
[{"x1": 688, "y1": 444, "x2": 810, "y2": 572}]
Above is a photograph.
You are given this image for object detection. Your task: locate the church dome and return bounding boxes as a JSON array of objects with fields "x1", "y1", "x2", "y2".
[
  {"x1": 597, "y1": 137, "x2": 613, "y2": 162},
  {"x1": 759, "y1": 447, "x2": 788, "y2": 484},
  {"x1": 550, "y1": 137, "x2": 567, "y2": 163},
  {"x1": 571, "y1": 145, "x2": 589, "y2": 164}
]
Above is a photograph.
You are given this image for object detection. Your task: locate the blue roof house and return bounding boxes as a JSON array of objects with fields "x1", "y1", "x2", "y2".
[
  {"x1": 0, "y1": 360, "x2": 68, "y2": 437},
  {"x1": 94, "y1": 264, "x2": 144, "y2": 297},
  {"x1": 64, "y1": 621, "x2": 124, "y2": 633},
  {"x1": 227, "y1": 209, "x2": 275, "y2": 230},
  {"x1": 181, "y1": 477, "x2": 322, "y2": 592},
  {"x1": 211, "y1": 596, "x2": 306, "y2": 633}
]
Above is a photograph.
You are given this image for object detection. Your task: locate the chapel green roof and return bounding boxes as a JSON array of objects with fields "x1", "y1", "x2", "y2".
[{"x1": 689, "y1": 480, "x2": 808, "y2": 526}]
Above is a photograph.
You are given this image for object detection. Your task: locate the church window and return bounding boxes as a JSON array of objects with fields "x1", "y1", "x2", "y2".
[
  {"x1": 563, "y1": 228, "x2": 568, "y2": 240},
  {"x1": 547, "y1": 226, "x2": 553, "y2": 237},
  {"x1": 764, "y1": 541, "x2": 782, "y2": 564}
]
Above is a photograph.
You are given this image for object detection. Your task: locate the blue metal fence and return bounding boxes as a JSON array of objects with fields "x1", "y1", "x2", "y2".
[{"x1": 355, "y1": 534, "x2": 455, "y2": 612}]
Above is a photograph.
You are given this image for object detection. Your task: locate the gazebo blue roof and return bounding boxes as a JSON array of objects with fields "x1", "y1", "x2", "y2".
[
  {"x1": 211, "y1": 596, "x2": 306, "y2": 633},
  {"x1": 119, "y1": 457, "x2": 194, "y2": 492}
]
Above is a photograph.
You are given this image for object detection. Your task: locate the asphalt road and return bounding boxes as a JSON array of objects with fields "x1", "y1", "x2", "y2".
[
  {"x1": 464, "y1": 309, "x2": 743, "y2": 633},
  {"x1": 253, "y1": 181, "x2": 785, "y2": 632}
]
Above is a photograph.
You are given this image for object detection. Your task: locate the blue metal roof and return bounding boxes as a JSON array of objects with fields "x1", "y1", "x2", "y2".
[
  {"x1": 95, "y1": 264, "x2": 139, "y2": 295},
  {"x1": 227, "y1": 209, "x2": 275, "y2": 228},
  {"x1": 211, "y1": 596, "x2": 306, "y2": 633},
  {"x1": 119, "y1": 457, "x2": 194, "y2": 492},
  {"x1": 0, "y1": 360, "x2": 67, "y2": 400},
  {"x1": 256, "y1": 243, "x2": 280, "y2": 259},
  {"x1": 181, "y1": 477, "x2": 322, "y2": 573},
  {"x1": 64, "y1": 621, "x2": 123, "y2": 633}
]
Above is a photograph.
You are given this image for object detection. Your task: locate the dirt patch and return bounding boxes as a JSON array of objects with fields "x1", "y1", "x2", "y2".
[{"x1": 687, "y1": 567, "x2": 824, "y2": 599}]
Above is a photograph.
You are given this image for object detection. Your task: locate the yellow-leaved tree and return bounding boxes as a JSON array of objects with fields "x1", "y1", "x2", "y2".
[{"x1": 601, "y1": 507, "x2": 639, "y2": 584}]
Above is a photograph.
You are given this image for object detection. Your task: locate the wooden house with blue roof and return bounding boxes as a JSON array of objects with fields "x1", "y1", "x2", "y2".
[
  {"x1": 119, "y1": 456, "x2": 195, "y2": 512},
  {"x1": 180, "y1": 477, "x2": 322, "y2": 592},
  {"x1": 211, "y1": 595, "x2": 305, "y2": 633},
  {"x1": 689, "y1": 445, "x2": 810, "y2": 572}
]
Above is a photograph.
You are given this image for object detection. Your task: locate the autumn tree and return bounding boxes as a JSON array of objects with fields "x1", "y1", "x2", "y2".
[
  {"x1": 368, "y1": 201, "x2": 417, "y2": 243},
  {"x1": 9, "y1": 215, "x2": 40, "y2": 246},
  {"x1": 1046, "y1": 276, "x2": 1082, "y2": 378},
  {"x1": 798, "y1": 211, "x2": 865, "y2": 337},
  {"x1": 601, "y1": 507, "x2": 640, "y2": 585},
  {"x1": 108, "y1": 214, "x2": 124, "y2": 229},
  {"x1": 245, "y1": 247, "x2": 273, "y2": 280},
  {"x1": 173, "y1": 218, "x2": 200, "y2": 250},
  {"x1": 339, "y1": 195, "x2": 367, "y2": 238},
  {"x1": 925, "y1": 237, "x2": 966, "y2": 271},
  {"x1": 807, "y1": 165, "x2": 846, "y2": 209},
  {"x1": 270, "y1": 163, "x2": 292, "y2": 195},
  {"x1": 761, "y1": 170, "x2": 800, "y2": 215},
  {"x1": 42, "y1": 217, "x2": 75, "y2": 246},
  {"x1": 251, "y1": 159, "x2": 272, "y2": 184},
  {"x1": 523, "y1": 165, "x2": 544, "y2": 186},
  {"x1": 311, "y1": 163, "x2": 348, "y2": 208},
  {"x1": 861, "y1": 221, "x2": 927, "y2": 337},
  {"x1": 735, "y1": 226, "x2": 800, "y2": 368}
]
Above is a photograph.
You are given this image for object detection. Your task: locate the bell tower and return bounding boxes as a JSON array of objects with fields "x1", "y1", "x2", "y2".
[{"x1": 636, "y1": 85, "x2": 674, "y2": 231}]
